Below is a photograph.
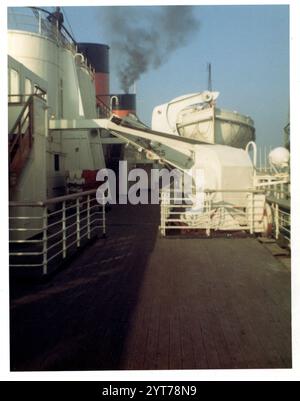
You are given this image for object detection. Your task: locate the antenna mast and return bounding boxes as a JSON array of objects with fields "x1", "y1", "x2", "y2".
[{"x1": 207, "y1": 62, "x2": 212, "y2": 91}]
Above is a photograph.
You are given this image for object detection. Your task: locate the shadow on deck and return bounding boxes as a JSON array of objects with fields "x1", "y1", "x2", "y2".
[{"x1": 10, "y1": 204, "x2": 291, "y2": 371}]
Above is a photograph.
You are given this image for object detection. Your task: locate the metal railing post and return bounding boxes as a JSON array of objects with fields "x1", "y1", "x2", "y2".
[
  {"x1": 164, "y1": 205, "x2": 168, "y2": 237},
  {"x1": 160, "y1": 192, "x2": 166, "y2": 236},
  {"x1": 42, "y1": 206, "x2": 48, "y2": 275},
  {"x1": 206, "y1": 192, "x2": 211, "y2": 237},
  {"x1": 76, "y1": 197, "x2": 80, "y2": 247},
  {"x1": 102, "y1": 195, "x2": 106, "y2": 237},
  {"x1": 9, "y1": 189, "x2": 104, "y2": 272},
  {"x1": 87, "y1": 195, "x2": 91, "y2": 240},
  {"x1": 250, "y1": 192, "x2": 254, "y2": 234},
  {"x1": 62, "y1": 201, "x2": 66, "y2": 258},
  {"x1": 275, "y1": 203, "x2": 279, "y2": 239}
]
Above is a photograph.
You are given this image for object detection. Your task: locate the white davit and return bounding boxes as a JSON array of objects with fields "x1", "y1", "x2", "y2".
[{"x1": 151, "y1": 91, "x2": 255, "y2": 149}]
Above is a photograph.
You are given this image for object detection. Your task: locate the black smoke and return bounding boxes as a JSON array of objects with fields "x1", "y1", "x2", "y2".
[{"x1": 101, "y1": 6, "x2": 200, "y2": 93}]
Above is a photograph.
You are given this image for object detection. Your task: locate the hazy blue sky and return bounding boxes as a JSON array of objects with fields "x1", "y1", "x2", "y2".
[
  {"x1": 11, "y1": 5, "x2": 289, "y2": 147},
  {"x1": 60, "y1": 5, "x2": 289, "y2": 147}
]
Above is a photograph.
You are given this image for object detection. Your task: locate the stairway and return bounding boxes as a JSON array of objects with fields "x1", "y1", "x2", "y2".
[
  {"x1": 9, "y1": 96, "x2": 34, "y2": 187},
  {"x1": 96, "y1": 95, "x2": 111, "y2": 118}
]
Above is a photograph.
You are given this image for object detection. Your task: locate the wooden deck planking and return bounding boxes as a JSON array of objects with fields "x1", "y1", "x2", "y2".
[
  {"x1": 207, "y1": 238, "x2": 291, "y2": 368},
  {"x1": 120, "y1": 236, "x2": 291, "y2": 370},
  {"x1": 227, "y1": 240, "x2": 291, "y2": 367},
  {"x1": 168, "y1": 311, "x2": 183, "y2": 370},
  {"x1": 10, "y1": 204, "x2": 291, "y2": 371},
  {"x1": 204, "y1": 240, "x2": 277, "y2": 368}
]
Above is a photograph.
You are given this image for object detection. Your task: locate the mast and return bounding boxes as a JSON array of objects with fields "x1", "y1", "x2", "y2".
[{"x1": 207, "y1": 62, "x2": 212, "y2": 91}]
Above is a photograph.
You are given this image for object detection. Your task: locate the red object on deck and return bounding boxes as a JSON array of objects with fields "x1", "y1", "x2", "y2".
[{"x1": 82, "y1": 170, "x2": 99, "y2": 189}]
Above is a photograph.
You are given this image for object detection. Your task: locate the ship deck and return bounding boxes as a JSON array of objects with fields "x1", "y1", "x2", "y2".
[{"x1": 10, "y1": 204, "x2": 291, "y2": 370}]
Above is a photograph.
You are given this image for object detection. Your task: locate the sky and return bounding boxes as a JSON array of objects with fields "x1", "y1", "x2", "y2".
[{"x1": 55, "y1": 4, "x2": 290, "y2": 148}]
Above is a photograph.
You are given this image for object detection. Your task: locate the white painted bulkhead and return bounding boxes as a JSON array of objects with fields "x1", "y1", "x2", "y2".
[
  {"x1": 9, "y1": 95, "x2": 48, "y2": 239},
  {"x1": 8, "y1": 29, "x2": 106, "y2": 192}
]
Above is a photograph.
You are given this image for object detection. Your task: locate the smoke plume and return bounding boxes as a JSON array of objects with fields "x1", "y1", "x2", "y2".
[{"x1": 102, "y1": 6, "x2": 200, "y2": 93}]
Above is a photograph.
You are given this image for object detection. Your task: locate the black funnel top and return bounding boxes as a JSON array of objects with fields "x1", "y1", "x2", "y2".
[
  {"x1": 111, "y1": 94, "x2": 136, "y2": 111},
  {"x1": 78, "y1": 43, "x2": 109, "y2": 73}
]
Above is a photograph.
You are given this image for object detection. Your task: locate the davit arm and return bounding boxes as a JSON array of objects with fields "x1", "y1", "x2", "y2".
[{"x1": 49, "y1": 114, "x2": 208, "y2": 171}]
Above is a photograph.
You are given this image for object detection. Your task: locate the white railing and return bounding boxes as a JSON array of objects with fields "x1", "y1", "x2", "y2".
[
  {"x1": 254, "y1": 163, "x2": 290, "y2": 246},
  {"x1": 8, "y1": 7, "x2": 77, "y2": 53},
  {"x1": 160, "y1": 189, "x2": 266, "y2": 237},
  {"x1": 270, "y1": 201, "x2": 290, "y2": 246},
  {"x1": 9, "y1": 189, "x2": 105, "y2": 275},
  {"x1": 265, "y1": 183, "x2": 290, "y2": 202}
]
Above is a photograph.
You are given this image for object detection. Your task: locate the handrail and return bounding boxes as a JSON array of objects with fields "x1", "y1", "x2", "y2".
[
  {"x1": 161, "y1": 188, "x2": 266, "y2": 194},
  {"x1": 9, "y1": 189, "x2": 105, "y2": 275},
  {"x1": 267, "y1": 195, "x2": 290, "y2": 210},
  {"x1": 9, "y1": 94, "x2": 35, "y2": 185},
  {"x1": 96, "y1": 95, "x2": 111, "y2": 117},
  {"x1": 159, "y1": 187, "x2": 271, "y2": 236},
  {"x1": 8, "y1": 86, "x2": 47, "y2": 104},
  {"x1": 9, "y1": 189, "x2": 98, "y2": 208},
  {"x1": 30, "y1": 7, "x2": 77, "y2": 45},
  {"x1": 9, "y1": 7, "x2": 77, "y2": 51},
  {"x1": 9, "y1": 95, "x2": 33, "y2": 138}
]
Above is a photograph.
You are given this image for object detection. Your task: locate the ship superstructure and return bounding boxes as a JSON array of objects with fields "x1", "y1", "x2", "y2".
[{"x1": 8, "y1": 7, "x2": 106, "y2": 203}]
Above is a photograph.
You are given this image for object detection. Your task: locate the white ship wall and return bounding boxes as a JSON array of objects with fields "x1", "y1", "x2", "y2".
[
  {"x1": 76, "y1": 61, "x2": 97, "y2": 119},
  {"x1": 11, "y1": 96, "x2": 48, "y2": 202},
  {"x1": 8, "y1": 29, "x2": 106, "y2": 192},
  {"x1": 8, "y1": 30, "x2": 81, "y2": 119},
  {"x1": 9, "y1": 96, "x2": 48, "y2": 239}
]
